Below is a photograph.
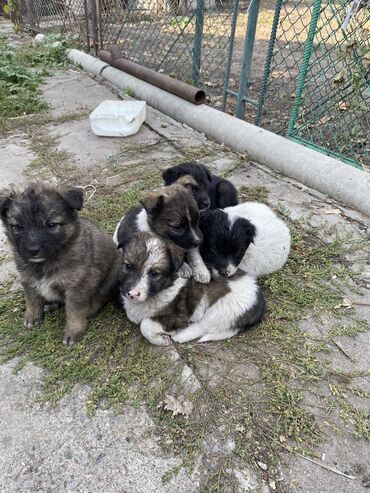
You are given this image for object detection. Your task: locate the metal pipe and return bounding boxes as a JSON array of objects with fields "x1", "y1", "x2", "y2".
[{"x1": 99, "y1": 45, "x2": 207, "y2": 105}]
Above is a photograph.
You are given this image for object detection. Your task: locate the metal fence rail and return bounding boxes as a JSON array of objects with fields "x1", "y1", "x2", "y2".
[{"x1": 10, "y1": 0, "x2": 370, "y2": 170}]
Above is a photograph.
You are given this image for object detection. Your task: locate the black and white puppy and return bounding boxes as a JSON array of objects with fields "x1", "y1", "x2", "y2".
[
  {"x1": 119, "y1": 232, "x2": 265, "y2": 345},
  {"x1": 113, "y1": 177, "x2": 210, "y2": 283},
  {"x1": 200, "y1": 202, "x2": 291, "y2": 278},
  {"x1": 162, "y1": 161, "x2": 238, "y2": 211}
]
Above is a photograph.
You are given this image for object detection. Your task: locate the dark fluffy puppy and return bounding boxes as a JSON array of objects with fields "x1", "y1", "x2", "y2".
[
  {"x1": 0, "y1": 182, "x2": 121, "y2": 346},
  {"x1": 162, "y1": 161, "x2": 238, "y2": 211}
]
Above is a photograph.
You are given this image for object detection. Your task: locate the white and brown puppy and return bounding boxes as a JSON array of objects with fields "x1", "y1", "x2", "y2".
[
  {"x1": 113, "y1": 177, "x2": 210, "y2": 283},
  {"x1": 119, "y1": 232, "x2": 265, "y2": 345},
  {"x1": 200, "y1": 202, "x2": 291, "y2": 278}
]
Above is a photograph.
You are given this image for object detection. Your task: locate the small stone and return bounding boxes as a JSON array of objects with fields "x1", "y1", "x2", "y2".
[
  {"x1": 269, "y1": 480, "x2": 276, "y2": 490},
  {"x1": 257, "y1": 461, "x2": 268, "y2": 471}
]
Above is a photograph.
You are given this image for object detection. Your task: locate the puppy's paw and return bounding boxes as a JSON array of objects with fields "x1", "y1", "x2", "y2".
[
  {"x1": 151, "y1": 333, "x2": 172, "y2": 346},
  {"x1": 192, "y1": 265, "x2": 211, "y2": 284},
  {"x1": 62, "y1": 329, "x2": 84, "y2": 347},
  {"x1": 178, "y1": 262, "x2": 192, "y2": 279},
  {"x1": 23, "y1": 314, "x2": 43, "y2": 329}
]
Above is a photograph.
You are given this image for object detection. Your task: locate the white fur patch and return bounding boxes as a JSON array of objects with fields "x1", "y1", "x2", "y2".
[
  {"x1": 136, "y1": 208, "x2": 150, "y2": 232},
  {"x1": 113, "y1": 208, "x2": 150, "y2": 246},
  {"x1": 224, "y1": 202, "x2": 291, "y2": 277},
  {"x1": 32, "y1": 277, "x2": 61, "y2": 302},
  {"x1": 124, "y1": 276, "x2": 187, "y2": 324},
  {"x1": 140, "y1": 319, "x2": 172, "y2": 346},
  {"x1": 112, "y1": 216, "x2": 123, "y2": 245},
  {"x1": 172, "y1": 274, "x2": 258, "y2": 343},
  {"x1": 190, "y1": 294, "x2": 208, "y2": 322}
]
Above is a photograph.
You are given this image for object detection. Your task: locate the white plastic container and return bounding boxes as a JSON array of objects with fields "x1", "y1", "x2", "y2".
[{"x1": 89, "y1": 100, "x2": 146, "y2": 137}]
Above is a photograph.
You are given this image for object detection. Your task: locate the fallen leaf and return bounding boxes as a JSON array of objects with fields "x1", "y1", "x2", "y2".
[
  {"x1": 338, "y1": 101, "x2": 350, "y2": 110},
  {"x1": 163, "y1": 395, "x2": 193, "y2": 417}
]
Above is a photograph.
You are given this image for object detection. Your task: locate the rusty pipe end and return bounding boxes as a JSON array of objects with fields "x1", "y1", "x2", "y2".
[
  {"x1": 110, "y1": 44, "x2": 122, "y2": 61},
  {"x1": 194, "y1": 90, "x2": 206, "y2": 105}
]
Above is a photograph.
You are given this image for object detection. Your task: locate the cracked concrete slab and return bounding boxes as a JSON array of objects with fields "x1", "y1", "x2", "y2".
[
  {"x1": 48, "y1": 118, "x2": 161, "y2": 169},
  {"x1": 0, "y1": 143, "x2": 35, "y2": 187},
  {"x1": 42, "y1": 70, "x2": 120, "y2": 118},
  {"x1": 0, "y1": 359, "x2": 199, "y2": 493}
]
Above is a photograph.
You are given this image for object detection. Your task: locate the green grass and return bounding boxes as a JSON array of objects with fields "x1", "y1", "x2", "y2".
[
  {"x1": 0, "y1": 33, "x2": 78, "y2": 124},
  {"x1": 239, "y1": 185, "x2": 269, "y2": 203},
  {"x1": 0, "y1": 43, "x2": 369, "y2": 488},
  {"x1": 1, "y1": 177, "x2": 368, "y2": 489}
]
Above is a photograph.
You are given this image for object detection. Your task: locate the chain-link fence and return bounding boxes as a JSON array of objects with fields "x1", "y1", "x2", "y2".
[
  {"x1": 98, "y1": 0, "x2": 245, "y2": 110},
  {"x1": 10, "y1": 0, "x2": 370, "y2": 169},
  {"x1": 255, "y1": 0, "x2": 369, "y2": 169},
  {"x1": 13, "y1": 0, "x2": 90, "y2": 35}
]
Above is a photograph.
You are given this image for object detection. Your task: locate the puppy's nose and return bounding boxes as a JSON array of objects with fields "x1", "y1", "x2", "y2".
[
  {"x1": 128, "y1": 288, "x2": 141, "y2": 299},
  {"x1": 28, "y1": 245, "x2": 41, "y2": 256},
  {"x1": 191, "y1": 239, "x2": 201, "y2": 248},
  {"x1": 200, "y1": 201, "x2": 210, "y2": 211},
  {"x1": 219, "y1": 270, "x2": 229, "y2": 278}
]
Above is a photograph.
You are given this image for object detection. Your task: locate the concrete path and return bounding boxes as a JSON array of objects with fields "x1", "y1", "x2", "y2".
[{"x1": 0, "y1": 19, "x2": 369, "y2": 493}]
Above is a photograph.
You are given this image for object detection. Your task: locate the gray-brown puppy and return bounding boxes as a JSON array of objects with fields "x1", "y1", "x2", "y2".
[{"x1": 0, "y1": 182, "x2": 121, "y2": 346}]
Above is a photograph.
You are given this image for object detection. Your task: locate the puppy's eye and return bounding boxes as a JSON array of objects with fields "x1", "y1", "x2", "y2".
[
  {"x1": 124, "y1": 262, "x2": 134, "y2": 272},
  {"x1": 170, "y1": 224, "x2": 185, "y2": 234},
  {"x1": 148, "y1": 270, "x2": 160, "y2": 279},
  {"x1": 47, "y1": 222, "x2": 60, "y2": 229},
  {"x1": 13, "y1": 224, "x2": 24, "y2": 232}
]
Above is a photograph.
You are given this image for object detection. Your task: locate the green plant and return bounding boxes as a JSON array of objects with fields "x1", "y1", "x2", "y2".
[
  {"x1": 21, "y1": 33, "x2": 81, "y2": 67},
  {"x1": 0, "y1": 35, "x2": 48, "y2": 118}
]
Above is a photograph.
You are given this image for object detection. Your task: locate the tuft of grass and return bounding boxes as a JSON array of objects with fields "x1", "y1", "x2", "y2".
[
  {"x1": 239, "y1": 185, "x2": 269, "y2": 203},
  {"x1": 0, "y1": 294, "x2": 178, "y2": 411},
  {"x1": 0, "y1": 35, "x2": 48, "y2": 119},
  {"x1": 19, "y1": 33, "x2": 81, "y2": 68}
]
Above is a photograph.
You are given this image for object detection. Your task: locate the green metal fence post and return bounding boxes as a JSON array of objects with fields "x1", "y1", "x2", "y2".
[
  {"x1": 286, "y1": 0, "x2": 322, "y2": 137},
  {"x1": 192, "y1": 0, "x2": 205, "y2": 85},
  {"x1": 255, "y1": 0, "x2": 283, "y2": 125},
  {"x1": 222, "y1": 0, "x2": 240, "y2": 112},
  {"x1": 235, "y1": 0, "x2": 260, "y2": 119}
]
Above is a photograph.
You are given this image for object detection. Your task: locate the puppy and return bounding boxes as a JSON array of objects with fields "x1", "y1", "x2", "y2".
[
  {"x1": 162, "y1": 161, "x2": 238, "y2": 210},
  {"x1": 200, "y1": 202, "x2": 291, "y2": 278},
  {"x1": 119, "y1": 232, "x2": 265, "y2": 345},
  {"x1": 113, "y1": 178, "x2": 210, "y2": 283},
  {"x1": 0, "y1": 182, "x2": 121, "y2": 346}
]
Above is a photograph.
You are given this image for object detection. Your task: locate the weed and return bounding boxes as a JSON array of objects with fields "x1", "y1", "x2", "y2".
[
  {"x1": 0, "y1": 35, "x2": 48, "y2": 118},
  {"x1": 239, "y1": 185, "x2": 269, "y2": 203},
  {"x1": 20, "y1": 33, "x2": 81, "y2": 68}
]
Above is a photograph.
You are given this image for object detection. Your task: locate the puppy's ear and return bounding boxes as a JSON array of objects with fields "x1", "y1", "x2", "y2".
[
  {"x1": 235, "y1": 218, "x2": 256, "y2": 246},
  {"x1": 0, "y1": 189, "x2": 14, "y2": 220},
  {"x1": 177, "y1": 175, "x2": 199, "y2": 191},
  {"x1": 162, "y1": 167, "x2": 180, "y2": 185},
  {"x1": 200, "y1": 164, "x2": 212, "y2": 182},
  {"x1": 140, "y1": 192, "x2": 164, "y2": 217},
  {"x1": 117, "y1": 237, "x2": 129, "y2": 251},
  {"x1": 59, "y1": 186, "x2": 84, "y2": 210},
  {"x1": 167, "y1": 242, "x2": 185, "y2": 271}
]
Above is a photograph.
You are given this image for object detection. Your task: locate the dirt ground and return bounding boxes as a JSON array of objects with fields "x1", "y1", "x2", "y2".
[{"x1": 0, "y1": 19, "x2": 370, "y2": 493}]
